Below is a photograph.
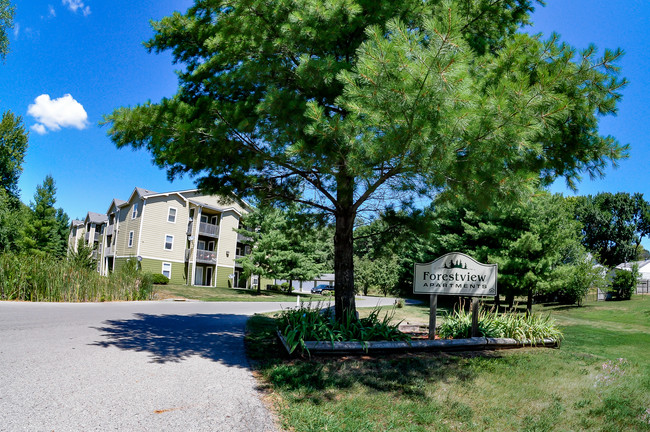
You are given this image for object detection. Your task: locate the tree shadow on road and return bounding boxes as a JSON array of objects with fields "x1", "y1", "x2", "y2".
[{"x1": 91, "y1": 313, "x2": 251, "y2": 366}]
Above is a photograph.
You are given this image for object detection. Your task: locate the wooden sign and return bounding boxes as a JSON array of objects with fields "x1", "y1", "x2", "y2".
[{"x1": 414, "y1": 252, "x2": 497, "y2": 297}]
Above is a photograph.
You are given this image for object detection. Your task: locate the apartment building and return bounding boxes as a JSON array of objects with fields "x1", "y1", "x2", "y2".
[{"x1": 69, "y1": 187, "x2": 258, "y2": 288}]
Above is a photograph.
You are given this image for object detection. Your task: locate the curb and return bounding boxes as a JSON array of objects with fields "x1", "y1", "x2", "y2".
[{"x1": 277, "y1": 331, "x2": 559, "y2": 356}]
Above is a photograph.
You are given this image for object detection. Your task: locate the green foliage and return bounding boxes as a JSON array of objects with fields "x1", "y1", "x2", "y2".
[
  {"x1": 437, "y1": 304, "x2": 563, "y2": 342},
  {"x1": 573, "y1": 192, "x2": 650, "y2": 267},
  {"x1": 0, "y1": 252, "x2": 153, "y2": 302},
  {"x1": 278, "y1": 303, "x2": 409, "y2": 355},
  {"x1": 151, "y1": 273, "x2": 170, "y2": 285},
  {"x1": 0, "y1": 0, "x2": 14, "y2": 61},
  {"x1": 354, "y1": 254, "x2": 400, "y2": 296},
  {"x1": 0, "y1": 187, "x2": 28, "y2": 253},
  {"x1": 0, "y1": 111, "x2": 28, "y2": 200},
  {"x1": 23, "y1": 175, "x2": 69, "y2": 258},
  {"x1": 557, "y1": 258, "x2": 607, "y2": 306},
  {"x1": 237, "y1": 203, "x2": 329, "y2": 290},
  {"x1": 610, "y1": 265, "x2": 639, "y2": 300},
  {"x1": 403, "y1": 193, "x2": 590, "y2": 310},
  {"x1": 69, "y1": 237, "x2": 96, "y2": 270},
  {"x1": 107, "y1": 0, "x2": 628, "y2": 319}
]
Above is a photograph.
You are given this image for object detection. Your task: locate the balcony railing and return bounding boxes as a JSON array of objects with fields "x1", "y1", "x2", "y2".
[
  {"x1": 196, "y1": 249, "x2": 217, "y2": 264},
  {"x1": 199, "y1": 222, "x2": 219, "y2": 237},
  {"x1": 106, "y1": 225, "x2": 114, "y2": 236},
  {"x1": 105, "y1": 246, "x2": 114, "y2": 256}
]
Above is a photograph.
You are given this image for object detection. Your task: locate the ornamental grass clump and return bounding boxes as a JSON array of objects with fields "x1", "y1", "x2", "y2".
[
  {"x1": 277, "y1": 302, "x2": 410, "y2": 354},
  {"x1": 437, "y1": 304, "x2": 563, "y2": 344}
]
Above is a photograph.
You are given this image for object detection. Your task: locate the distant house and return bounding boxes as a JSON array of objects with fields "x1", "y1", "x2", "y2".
[
  {"x1": 616, "y1": 259, "x2": 650, "y2": 280},
  {"x1": 68, "y1": 187, "x2": 263, "y2": 288}
]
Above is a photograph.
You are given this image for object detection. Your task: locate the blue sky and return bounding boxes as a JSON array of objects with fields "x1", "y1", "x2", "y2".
[{"x1": 1, "y1": 1, "x2": 649, "y2": 227}]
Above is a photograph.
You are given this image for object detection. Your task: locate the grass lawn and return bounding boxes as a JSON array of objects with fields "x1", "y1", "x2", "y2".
[
  {"x1": 246, "y1": 295, "x2": 650, "y2": 431},
  {"x1": 154, "y1": 283, "x2": 321, "y2": 302}
]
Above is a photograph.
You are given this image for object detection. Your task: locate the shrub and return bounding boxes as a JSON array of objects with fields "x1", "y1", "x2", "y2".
[
  {"x1": 151, "y1": 273, "x2": 170, "y2": 285},
  {"x1": 610, "y1": 266, "x2": 638, "y2": 300},
  {"x1": 277, "y1": 303, "x2": 410, "y2": 354}
]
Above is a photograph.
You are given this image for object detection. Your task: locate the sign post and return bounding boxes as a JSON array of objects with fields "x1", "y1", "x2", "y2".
[
  {"x1": 429, "y1": 294, "x2": 437, "y2": 340},
  {"x1": 414, "y1": 252, "x2": 497, "y2": 339}
]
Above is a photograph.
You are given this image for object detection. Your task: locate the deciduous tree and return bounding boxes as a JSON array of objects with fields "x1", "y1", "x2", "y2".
[
  {"x1": 574, "y1": 192, "x2": 650, "y2": 267},
  {"x1": 106, "y1": 0, "x2": 627, "y2": 319}
]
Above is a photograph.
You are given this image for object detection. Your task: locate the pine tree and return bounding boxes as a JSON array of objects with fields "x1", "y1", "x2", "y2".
[
  {"x1": 106, "y1": 1, "x2": 627, "y2": 319},
  {"x1": 24, "y1": 175, "x2": 63, "y2": 256},
  {"x1": 237, "y1": 204, "x2": 327, "y2": 293}
]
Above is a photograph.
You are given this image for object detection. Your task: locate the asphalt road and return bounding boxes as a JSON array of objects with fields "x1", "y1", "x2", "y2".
[{"x1": 0, "y1": 296, "x2": 396, "y2": 432}]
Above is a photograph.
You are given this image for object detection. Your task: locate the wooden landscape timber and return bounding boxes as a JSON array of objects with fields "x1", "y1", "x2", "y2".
[{"x1": 276, "y1": 331, "x2": 559, "y2": 356}]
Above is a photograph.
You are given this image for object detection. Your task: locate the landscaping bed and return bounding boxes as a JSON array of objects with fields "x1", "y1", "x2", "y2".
[
  {"x1": 246, "y1": 296, "x2": 650, "y2": 432},
  {"x1": 277, "y1": 331, "x2": 559, "y2": 355}
]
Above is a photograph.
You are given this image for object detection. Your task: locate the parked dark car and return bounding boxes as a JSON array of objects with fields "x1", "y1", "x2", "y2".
[{"x1": 311, "y1": 284, "x2": 334, "y2": 294}]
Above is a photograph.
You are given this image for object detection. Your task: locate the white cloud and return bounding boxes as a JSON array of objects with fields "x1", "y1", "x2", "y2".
[
  {"x1": 62, "y1": 0, "x2": 91, "y2": 16},
  {"x1": 32, "y1": 124, "x2": 47, "y2": 135},
  {"x1": 48, "y1": 5, "x2": 56, "y2": 18},
  {"x1": 13, "y1": 23, "x2": 19, "y2": 38},
  {"x1": 27, "y1": 94, "x2": 89, "y2": 135}
]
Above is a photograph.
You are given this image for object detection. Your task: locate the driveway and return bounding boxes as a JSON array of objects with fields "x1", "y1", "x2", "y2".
[{"x1": 0, "y1": 296, "x2": 396, "y2": 431}]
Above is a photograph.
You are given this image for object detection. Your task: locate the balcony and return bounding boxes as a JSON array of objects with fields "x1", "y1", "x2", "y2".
[
  {"x1": 106, "y1": 225, "x2": 114, "y2": 236},
  {"x1": 199, "y1": 222, "x2": 220, "y2": 237},
  {"x1": 196, "y1": 249, "x2": 217, "y2": 264},
  {"x1": 105, "y1": 246, "x2": 114, "y2": 257}
]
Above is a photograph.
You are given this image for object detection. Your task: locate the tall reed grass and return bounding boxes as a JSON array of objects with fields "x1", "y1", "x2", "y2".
[
  {"x1": 438, "y1": 302, "x2": 563, "y2": 342},
  {"x1": 0, "y1": 253, "x2": 153, "y2": 302}
]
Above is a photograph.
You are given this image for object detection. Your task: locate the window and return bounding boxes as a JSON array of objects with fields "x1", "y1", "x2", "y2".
[
  {"x1": 131, "y1": 203, "x2": 138, "y2": 219},
  {"x1": 164, "y1": 234, "x2": 174, "y2": 250},
  {"x1": 198, "y1": 240, "x2": 205, "y2": 250},
  {"x1": 167, "y1": 207, "x2": 177, "y2": 223},
  {"x1": 128, "y1": 231, "x2": 134, "y2": 248},
  {"x1": 162, "y1": 262, "x2": 171, "y2": 279}
]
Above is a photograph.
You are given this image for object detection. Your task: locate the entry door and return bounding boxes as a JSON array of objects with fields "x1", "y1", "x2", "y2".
[
  {"x1": 195, "y1": 267, "x2": 204, "y2": 285},
  {"x1": 206, "y1": 267, "x2": 213, "y2": 286},
  {"x1": 234, "y1": 270, "x2": 240, "y2": 288}
]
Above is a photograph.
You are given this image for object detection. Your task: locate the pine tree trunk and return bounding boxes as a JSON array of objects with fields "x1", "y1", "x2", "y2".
[
  {"x1": 526, "y1": 288, "x2": 533, "y2": 316},
  {"x1": 334, "y1": 176, "x2": 357, "y2": 321},
  {"x1": 257, "y1": 275, "x2": 261, "y2": 294}
]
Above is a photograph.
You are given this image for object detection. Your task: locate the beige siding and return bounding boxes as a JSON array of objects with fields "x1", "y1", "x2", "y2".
[
  {"x1": 216, "y1": 210, "x2": 240, "y2": 268},
  {"x1": 114, "y1": 198, "x2": 143, "y2": 257},
  {"x1": 137, "y1": 195, "x2": 189, "y2": 263}
]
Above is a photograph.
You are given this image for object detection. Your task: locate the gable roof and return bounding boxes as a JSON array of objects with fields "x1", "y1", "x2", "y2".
[
  {"x1": 69, "y1": 219, "x2": 84, "y2": 228},
  {"x1": 85, "y1": 211, "x2": 108, "y2": 225},
  {"x1": 187, "y1": 199, "x2": 243, "y2": 216},
  {"x1": 617, "y1": 259, "x2": 650, "y2": 271},
  {"x1": 119, "y1": 187, "x2": 159, "y2": 207},
  {"x1": 106, "y1": 198, "x2": 127, "y2": 214}
]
